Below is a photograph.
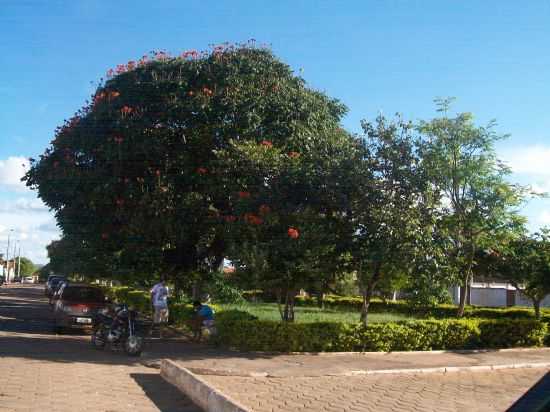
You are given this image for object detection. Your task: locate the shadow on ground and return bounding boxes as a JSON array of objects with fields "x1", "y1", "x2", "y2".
[
  {"x1": 507, "y1": 371, "x2": 550, "y2": 412},
  {"x1": 131, "y1": 373, "x2": 202, "y2": 412}
]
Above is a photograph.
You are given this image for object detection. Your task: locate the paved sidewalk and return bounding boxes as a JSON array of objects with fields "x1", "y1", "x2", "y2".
[
  {"x1": 202, "y1": 368, "x2": 550, "y2": 412},
  {"x1": 165, "y1": 347, "x2": 550, "y2": 377}
]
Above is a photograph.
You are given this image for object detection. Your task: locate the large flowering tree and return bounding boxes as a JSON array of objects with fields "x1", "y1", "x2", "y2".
[{"x1": 24, "y1": 43, "x2": 347, "y2": 291}]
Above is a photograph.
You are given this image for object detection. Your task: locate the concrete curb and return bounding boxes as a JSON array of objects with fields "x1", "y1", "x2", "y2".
[
  {"x1": 183, "y1": 362, "x2": 550, "y2": 378},
  {"x1": 243, "y1": 346, "x2": 550, "y2": 357},
  {"x1": 161, "y1": 359, "x2": 251, "y2": 412}
]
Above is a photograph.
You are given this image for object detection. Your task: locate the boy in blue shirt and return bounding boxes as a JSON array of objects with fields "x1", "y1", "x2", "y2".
[{"x1": 190, "y1": 300, "x2": 214, "y2": 341}]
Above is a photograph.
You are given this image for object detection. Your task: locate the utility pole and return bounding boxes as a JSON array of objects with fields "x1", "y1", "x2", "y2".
[
  {"x1": 5, "y1": 229, "x2": 13, "y2": 283},
  {"x1": 17, "y1": 244, "x2": 21, "y2": 280}
]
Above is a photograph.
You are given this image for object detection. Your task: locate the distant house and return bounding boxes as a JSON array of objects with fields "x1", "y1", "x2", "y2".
[
  {"x1": 451, "y1": 278, "x2": 550, "y2": 308},
  {"x1": 0, "y1": 257, "x2": 17, "y2": 282}
]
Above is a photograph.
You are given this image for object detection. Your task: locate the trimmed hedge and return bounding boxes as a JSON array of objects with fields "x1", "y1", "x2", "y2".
[
  {"x1": 103, "y1": 286, "x2": 550, "y2": 350},
  {"x1": 292, "y1": 295, "x2": 550, "y2": 322},
  {"x1": 103, "y1": 286, "x2": 152, "y2": 314},
  {"x1": 214, "y1": 318, "x2": 548, "y2": 352}
]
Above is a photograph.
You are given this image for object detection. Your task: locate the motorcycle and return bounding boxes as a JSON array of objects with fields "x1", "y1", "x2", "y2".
[{"x1": 91, "y1": 303, "x2": 144, "y2": 356}]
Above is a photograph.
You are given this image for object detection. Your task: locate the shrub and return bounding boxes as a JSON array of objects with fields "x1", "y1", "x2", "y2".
[
  {"x1": 213, "y1": 318, "x2": 546, "y2": 352},
  {"x1": 478, "y1": 320, "x2": 547, "y2": 348},
  {"x1": 293, "y1": 294, "x2": 548, "y2": 321}
]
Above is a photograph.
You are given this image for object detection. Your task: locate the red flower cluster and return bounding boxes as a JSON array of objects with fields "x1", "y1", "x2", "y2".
[
  {"x1": 120, "y1": 106, "x2": 133, "y2": 115},
  {"x1": 114, "y1": 135, "x2": 124, "y2": 144},
  {"x1": 93, "y1": 91, "x2": 107, "y2": 105},
  {"x1": 287, "y1": 227, "x2": 300, "y2": 239},
  {"x1": 138, "y1": 55, "x2": 149, "y2": 67},
  {"x1": 224, "y1": 215, "x2": 237, "y2": 223},
  {"x1": 115, "y1": 198, "x2": 125, "y2": 207},
  {"x1": 196, "y1": 167, "x2": 208, "y2": 175},
  {"x1": 154, "y1": 51, "x2": 170, "y2": 61},
  {"x1": 202, "y1": 87, "x2": 213, "y2": 96},
  {"x1": 155, "y1": 170, "x2": 161, "y2": 177},
  {"x1": 258, "y1": 204, "x2": 271, "y2": 215},
  {"x1": 238, "y1": 191, "x2": 251, "y2": 199},
  {"x1": 260, "y1": 140, "x2": 273, "y2": 148},
  {"x1": 288, "y1": 151, "x2": 300, "y2": 159},
  {"x1": 244, "y1": 213, "x2": 263, "y2": 225},
  {"x1": 101, "y1": 233, "x2": 109, "y2": 240},
  {"x1": 181, "y1": 50, "x2": 199, "y2": 59},
  {"x1": 115, "y1": 64, "x2": 127, "y2": 74}
]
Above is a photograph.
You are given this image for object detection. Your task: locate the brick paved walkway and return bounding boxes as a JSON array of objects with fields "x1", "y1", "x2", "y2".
[
  {"x1": 203, "y1": 368, "x2": 549, "y2": 412},
  {"x1": 0, "y1": 284, "x2": 200, "y2": 412}
]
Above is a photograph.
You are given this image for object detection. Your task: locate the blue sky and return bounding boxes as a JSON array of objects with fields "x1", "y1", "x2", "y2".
[{"x1": 1, "y1": 0, "x2": 549, "y2": 263}]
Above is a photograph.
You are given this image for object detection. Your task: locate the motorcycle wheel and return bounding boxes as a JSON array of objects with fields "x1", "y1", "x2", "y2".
[
  {"x1": 91, "y1": 326, "x2": 106, "y2": 350},
  {"x1": 124, "y1": 335, "x2": 143, "y2": 356}
]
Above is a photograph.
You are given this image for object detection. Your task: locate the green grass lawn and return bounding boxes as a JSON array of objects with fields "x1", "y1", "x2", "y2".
[{"x1": 218, "y1": 302, "x2": 415, "y2": 323}]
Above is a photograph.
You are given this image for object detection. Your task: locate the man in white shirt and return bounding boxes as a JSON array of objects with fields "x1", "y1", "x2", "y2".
[{"x1": 150, "y1": 278, "x2": 169, "y2": 337}]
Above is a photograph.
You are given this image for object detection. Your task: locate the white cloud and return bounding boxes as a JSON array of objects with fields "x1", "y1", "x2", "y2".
[
  {"x1": 0, "y1": 156, "x2": 30, "y2": 189},
  {"x1": 0, "y1": 197, "x2": 49, "y2": 214},
  {"x1": 0, "y1": 200, "x2": 60, "y2": 264},
  {"x1": 0, "y1": 156, "x2": 59, "y2": 264},
  {"x1": 501, "y1": 145, "x2": 550, "y2": 176},
  {"x1": 538, "y1": 211, "x2": 550, "y2": 226}
]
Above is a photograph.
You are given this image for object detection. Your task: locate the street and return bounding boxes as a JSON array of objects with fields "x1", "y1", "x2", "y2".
[{"x1": 0, "y1": 284, "x2": 200, "y2": 412}]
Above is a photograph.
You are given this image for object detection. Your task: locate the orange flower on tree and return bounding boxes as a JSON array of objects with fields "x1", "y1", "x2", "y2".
[
  {"x1": 260, "y1": 140, "x2": 273, "y2": 148},
  {"x1": 288, "y1": 151, "x2": 300, "y2": 159},
  {"x1": 287, "y1": 227, "x2": 299, "y2": 239},
  {"x1": 120, "y1": 106, "x2": 133, "y2": 115},
  {"x1": 110, "y1": 91, "x2": 120, "y2": 99},
  {"x1": 196, "y1": 167, "x2": 208, "y2": 175},
  {"x1": 258, "y1": 204, "x2": 271, "y2": 215},
  {"x1": 244, "y1": 213, "x2": 263, "y2": 225},
  {"x1": 202, "y1": 87, "x2": 213, "y2": 96},
  {"x1": 238, "y1": 191, "x2": 251, "y2": 199}
]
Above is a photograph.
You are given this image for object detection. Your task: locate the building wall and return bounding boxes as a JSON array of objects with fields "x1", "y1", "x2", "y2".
[
  {"x1": 515, "y1": 291, "x2": 550, "y2": 308},
  {"x1": 452, "y1": 285, "x2": 550, "y2": 308},
  {"x1": 470, "y1": 287, "x2": 507, "y2": 307}
]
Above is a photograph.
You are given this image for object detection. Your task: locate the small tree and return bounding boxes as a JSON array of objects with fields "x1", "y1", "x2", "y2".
[
  {"x1": 338, "y1": 115, "x2": 429, "y2": 325},
  {"x1": 15, "y1": 257, "x2": 37, "y2": 277},
  {"x1": 494, "y1": 230, "x2": 550, "y2": 319},
  {"x1": 418, "y1": 99, "x2": 527, "y2": 316},
  {"x1": 218, "y1": 131, "x2": 353, "y2": 321}
]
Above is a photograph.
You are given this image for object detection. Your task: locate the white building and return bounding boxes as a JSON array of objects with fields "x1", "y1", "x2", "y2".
[{"x1": 452, "y1": 280, "x2": 550, "y2": 308}]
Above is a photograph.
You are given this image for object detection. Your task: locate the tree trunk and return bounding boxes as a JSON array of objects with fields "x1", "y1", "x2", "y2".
[
  {"x1": 192, "y1": 280, "x2": 202, "y2": 301},
  {"x1": 457, "y1": 272, "x2": 470, "y2": 317},
  {"x1": 360, "y1": 264, "x2": 381, "y2": 327},
  {"x1": 282, "y1": 289, "x2": 296, "y2": 322},
  {"x1": 533, "y1": 299, "x2": 541, "y2": 320},
  {"x1": 317, "y1": 292, "x2": 325, "y2": 309}
]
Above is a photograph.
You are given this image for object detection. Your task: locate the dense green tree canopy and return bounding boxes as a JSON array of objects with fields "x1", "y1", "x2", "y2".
[
  {"x1": 24, "y1": 43, "x2": 347, "y2": 288},
  {"x1": 492, "y1": 230, "x2": 550, "y2": 319}
]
